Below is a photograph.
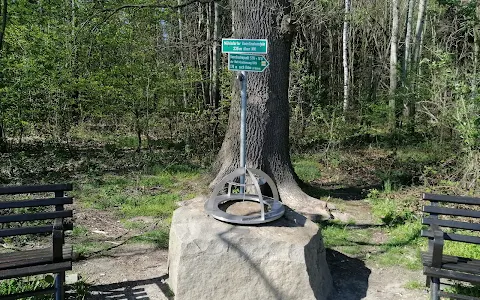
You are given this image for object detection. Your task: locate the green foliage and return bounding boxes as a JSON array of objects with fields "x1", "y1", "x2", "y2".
[
  {"x1": 0, "y1": 277, "x2": 53, "y2": 299},
  {"x1": 367, "y1": 189, "x2": 417, "y2": 226},
  {"x1": 292, "y1": 157, "x2": 322, "y2": 183},
  {"x1": 443, "y1": 229, "x2": 480, "y2": 260},
  {"x1": 445, "y1": 283, "x2": 480, "y2": 298}
]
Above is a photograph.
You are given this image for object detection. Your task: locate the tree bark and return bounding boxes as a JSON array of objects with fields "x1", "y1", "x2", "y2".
[
  {"x1": 407, "y1": 0, "x2": 427, "y2": 130},
  {"x1": 473, "y1": 3, "x2": 479, "y2": 95},
  {"x1": 211, "y1": 0, "x2": 221, "y2": 108},
  {"x1": 205, "y1": 2, "x2": 212, "y2": 107},
  {"x1": 389, "y1": 0, "x2": 399, "y2": 130},
  {"x1": 342, "y1": 0, "x2": 351, "y2": 114},
  {"x1": 0, "y1": 0, "x2": 7, "y2": 54},
  {"x1": 178, "y1": 0, "x2": 187, "y2": 107},
  {"x1": 402, "y1": 0, "x2": 415, "y2": 84},
  {"x1": 412, "y1": 0, "x2": 427, "y2": 67},
  {"x1": 0, "y1": 0, "x2": 7, "y2": 151},
  {"x1": 211, "y1": 0, "x2": 331, "y2": 219}
]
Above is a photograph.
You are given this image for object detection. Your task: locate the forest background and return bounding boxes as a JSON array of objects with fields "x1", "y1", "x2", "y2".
[{"x1": 0, "y1": 0, "x2": 480, "y2": 297}]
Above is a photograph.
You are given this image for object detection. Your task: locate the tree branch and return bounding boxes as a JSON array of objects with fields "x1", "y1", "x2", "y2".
[{"x1": 99, "y1": 0, "x2": 214, "y2": 27}]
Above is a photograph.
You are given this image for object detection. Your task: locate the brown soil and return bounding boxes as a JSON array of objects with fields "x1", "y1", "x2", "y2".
[{"x1": 69, "y1": 198, "x2": 430, "y2": 300}]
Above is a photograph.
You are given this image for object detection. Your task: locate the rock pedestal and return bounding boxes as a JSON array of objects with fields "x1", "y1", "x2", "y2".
[{"x1": 167, "y1": 198, "x2": 332, "y2": 300}]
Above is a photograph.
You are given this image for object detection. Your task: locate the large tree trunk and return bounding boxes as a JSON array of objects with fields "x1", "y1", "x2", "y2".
[
  {"x1": 211, "y1": 0, "x2": 331, "y2": 220},
  {"x1": 389, "y1": 0, "x2": 399, "y2": 130}
]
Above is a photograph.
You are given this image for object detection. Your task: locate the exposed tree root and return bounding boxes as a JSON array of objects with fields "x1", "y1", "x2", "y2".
[{"x1": 277, "y1": 184, "x2": 334, "y2": 222}]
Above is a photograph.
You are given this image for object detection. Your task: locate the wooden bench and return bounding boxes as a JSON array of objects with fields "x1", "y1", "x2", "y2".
[
  {"x1": 0, "y1": 184, "x2": 74, "y2": 300},
  {"x1": 421, "y1": 193, "x2": 480, "y2": 300}
]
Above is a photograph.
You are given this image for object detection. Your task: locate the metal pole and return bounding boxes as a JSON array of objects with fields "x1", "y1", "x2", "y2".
[{"x1": 239, "y1": 71, "x2": 247, "y2": 194}]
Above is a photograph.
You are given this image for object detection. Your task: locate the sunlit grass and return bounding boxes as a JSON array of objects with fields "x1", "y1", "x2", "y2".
[{"x1": 292, "y1": 156, "x2": 322, "y2": 183}]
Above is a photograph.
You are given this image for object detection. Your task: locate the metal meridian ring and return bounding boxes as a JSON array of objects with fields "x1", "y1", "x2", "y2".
[{"x1": 204, "y1": 167, "x2": 285, "y2": 225}]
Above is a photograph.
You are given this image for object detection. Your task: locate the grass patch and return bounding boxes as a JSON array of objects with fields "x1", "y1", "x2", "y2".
[
  {"x1": 374, "y1": 243, "x2": 422, "y2": 270},
  {"x1": 371, "y1": 221, "x2": 424, "y2": 270},
  {"x1": 0, "y1": 276, "x2": 53, "y2": 299},
  {"x1": 120, "y1": 194, "x2": 179, "y2": 218},
  {"x1": 74, "y1": 164, "x2": 202, "y2": 219},
  {"x1": 292, "y1": 157, "x2": 322, "y2": 183},
  {"x1": 130, "y1": 229, "x2": 169, "y2": 248},
  {"x1": 405, "y1": 280, "x2": 424, "y2": 290},
  {"x1": 321, "y1": 221, "x2": 374, "y2": 257},
  {"x1": 442, "y1": 230, "x2": 480, "y2": 260},
  {"x1": 72, "y1": 225, "x2": 89, "y2": 237},
  {"x1": 322, "y1": 218, "x2": 425, "y2": 269},
  {"x1": 74, "y1": 241, "x2": 108, "y2": 258}
]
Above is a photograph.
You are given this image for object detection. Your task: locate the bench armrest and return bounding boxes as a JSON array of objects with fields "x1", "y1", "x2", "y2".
[{"x1": 429, "y1": 223, "x2": 444, "y2": 268}]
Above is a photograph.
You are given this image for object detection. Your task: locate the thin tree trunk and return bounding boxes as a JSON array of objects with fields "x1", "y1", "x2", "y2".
[
  {"x1": 402, "y1": 0, "x2": 415, "y2": 84},
  {"x1": 412, "y1": 0, "x2": 427, "y2": 66},
  {"x1": 178, "y1": 0, "x2": 187, "y2": 107},
  {"x1": 212, "y1": 0, "x2": 331, "y2": 219},
  {"x1": 389, "y1": 0, "x2": 399, "y2": 129},
  {"x1": 0, "y1": 0, "x2": 6, "y2": 53},
  {"x1": 472, "y1": 4, "x2": 479, "y2": 95},
  {"x1": 0, "y1": 0, "x2": 7, "y2": 150},
  {"x1": 211, "y1": 0, "x2": 221, "y2": 108},
  {"x1": 407, "y1": 0, "x2": 427, "y2": 131},
  {"x1": 342, "y1": 0, "x2": 351, "y2": 114},
  {"x1": 205, "y1": 2, "x2": 212, "y2": 107}
]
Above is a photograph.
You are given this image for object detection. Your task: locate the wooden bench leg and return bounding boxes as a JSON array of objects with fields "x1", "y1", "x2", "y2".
[
  {"x1": 55, "y1": 271, "x2": 65, "y2": 300},
  {"x1": 430, "y1": 277, "x2": 440, "y2": 300}
]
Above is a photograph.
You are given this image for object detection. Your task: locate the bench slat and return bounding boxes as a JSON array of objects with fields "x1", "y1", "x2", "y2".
[
  {"x1": 0, "y1": 184, "x2": 72, "y2": 196},
  {"x1": 0, "y1": 210, "x2": 72, "y2": 224},
  {"x1": 0, "y1": 223, "x2": 73, "y2": 237},
  {"x1": 421, "y1": 230, "x2": 480, "y2": 245},
  {"x1": 422, "y1": 252, "x2": 480, "y2": 266},
  {"x1": 424, "y1": 266, "x2": 480, "y2": 284},
  {"x1": 423, "y1": 193, "x2": 480, "y2": 205},
  {"x1": 0, "y1": 245, "x2": 72, "y2": 270},
  {"x1": 0, "y1": 287, "x2": 56, "y2": 300},
  {"x1": 439, "y1": 291, "x2": 480, "y2": 300},
  {"x1": 0, "y1": 261, "x2": 72, "y2": 280},
  {"x1": 0, "y1": 197, "x2": 73, "y2": 209},
  {"x1": 422, "y1": 253, "x2": 480, "y2": 274},
  {"x1": 423, "y1": 217, "x2": 480, "y2": 232},
  {"x1": 423, "y1": 205, "x2": 480, "y2": 219}
]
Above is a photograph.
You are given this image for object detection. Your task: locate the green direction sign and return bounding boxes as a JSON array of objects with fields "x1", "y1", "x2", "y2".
[
  {"x1": 228, "y1": 54, "x2": 269, "y2": 72},
  {"x1": 222, "y1": 39, "x2": 268, "y2": 54}
]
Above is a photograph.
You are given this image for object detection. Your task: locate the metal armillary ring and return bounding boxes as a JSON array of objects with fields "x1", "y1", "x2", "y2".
[{"x1": 205, "y1": 167, "x2": 285, "y2": 225}]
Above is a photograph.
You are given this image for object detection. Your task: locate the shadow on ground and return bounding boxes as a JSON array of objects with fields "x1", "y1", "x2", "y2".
[
  {"x1": 303, "y1": 183, "x2": 383, "y2": 201},
  {"x1": 326, "y1": 249, "x2": 371, "y2": 300},
  {"x1": 86, "y1": 275, "x2": 173, "y2": 300}
]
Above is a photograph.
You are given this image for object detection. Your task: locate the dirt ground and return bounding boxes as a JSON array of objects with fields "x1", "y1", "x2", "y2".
[{"x1": 71, "y1": 199, "x2": 430, "y2": 300}]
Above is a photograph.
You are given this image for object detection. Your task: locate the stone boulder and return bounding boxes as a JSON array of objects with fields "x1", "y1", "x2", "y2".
[{"x1": 168, "y1": 197, "x2": 332, "y2": 300}]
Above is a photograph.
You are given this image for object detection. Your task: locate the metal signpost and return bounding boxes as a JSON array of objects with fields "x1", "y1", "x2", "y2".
[
  {"x1": 204, "y1": 38, "x2": 285, "y2": 225},
  {"x1": 222, "y1": 39, "x2": 269, "y2": 190}
]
